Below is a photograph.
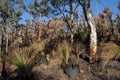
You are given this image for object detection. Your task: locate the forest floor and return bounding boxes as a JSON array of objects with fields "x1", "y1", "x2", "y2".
[
  {"x1": 0, "y1": 42, "x2": 120, "y2": 80},
  {"x1": 32, "y1": 50, "x2": 120, "y2": 80}
]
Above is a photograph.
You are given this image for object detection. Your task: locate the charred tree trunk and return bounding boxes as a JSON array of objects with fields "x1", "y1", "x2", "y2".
[
  {"x1": 1, "y1": 26, "x2": 8, "y2": 79},
  {"x1": 0, "y1": 32, "x2": 7, "y2": 79},
  {"x1": 109, "y1": 16, "x2": 113, "y2": 27},
  {"x1": 1, "y1": 54, "x2": 7, "y2": 79}
]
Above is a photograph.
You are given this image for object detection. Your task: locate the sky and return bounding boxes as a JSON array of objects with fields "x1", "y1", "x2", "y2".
[{"x1": 19, "y1": 0, "x2": 120, "y2": 25}]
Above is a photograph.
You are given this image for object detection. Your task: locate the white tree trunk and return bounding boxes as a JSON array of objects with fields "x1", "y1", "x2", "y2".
[
  {"x1": 6, "y1": 34, "x2": 9, "y2": 53},
  {"x1": 71, "y1": 33, "x2": 74, "y2": 42},
  {"x1": 0, "y1": 33, "x2": 2, "y2": 54},
  {"x1": 71, "y1": 14, "x2": 74, "y2": 43},
  {"x1": 78, "y1": 0, "x2": 97, "y2": 63},
  {"x1": 87, "y1": 12, "x2": 97, "y2": 63}
]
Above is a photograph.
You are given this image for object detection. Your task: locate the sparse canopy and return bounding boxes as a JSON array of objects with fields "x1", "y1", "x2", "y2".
[
  {"x1": 27, "y1": 0, "x2": 51, "y2": 20},
  {"x1": 0, "y1": 0, "x2": 26, "y2": 32}
]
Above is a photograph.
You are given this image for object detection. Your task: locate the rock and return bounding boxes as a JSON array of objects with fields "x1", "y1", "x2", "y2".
[{"x1": 80, "y1": 69, "x2": 84, "y2": 74}]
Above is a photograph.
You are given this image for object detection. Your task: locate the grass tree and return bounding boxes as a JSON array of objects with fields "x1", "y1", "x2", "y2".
[
  {"x1": 0, "y1": 0, "x2": 26, "y2": 78},
  {"x1": 12, "y1": 47, "x2": 39, "y2": 80},
  {"x1": 58, "y1": 41, "x2": 72, "y2": 64}
]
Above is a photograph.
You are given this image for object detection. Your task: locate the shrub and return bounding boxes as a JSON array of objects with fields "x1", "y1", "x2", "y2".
[
  {"x1": 101, "y1": 42, "x2": 120, "y2": 69},
  {"x1": 31, "y1": 40, "x2": 46, "y2": 55}
]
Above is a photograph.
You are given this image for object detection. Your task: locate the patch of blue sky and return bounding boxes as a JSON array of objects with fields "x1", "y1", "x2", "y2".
[{"x1": 20, "y1": 0, "x2": 120, "y2": 25}]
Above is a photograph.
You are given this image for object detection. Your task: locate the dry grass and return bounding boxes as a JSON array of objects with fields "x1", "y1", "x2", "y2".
[
  {"x1": 100, "y1": 42, "x2": 120, "y2": 69},
  {"x1": 75, "y1": 43, "x2": 84, "y2": 64},
  {"x1": 31, "y1": 39, "x2": 47, "y2": 55}
]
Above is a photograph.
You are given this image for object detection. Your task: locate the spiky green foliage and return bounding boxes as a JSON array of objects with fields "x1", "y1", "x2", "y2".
[
  {"x1": 58, "y1": 41, "x2": 72, "y2": 64},
  {"x1": 12, "y1": 47, "x2": 37, "y2": 79}
]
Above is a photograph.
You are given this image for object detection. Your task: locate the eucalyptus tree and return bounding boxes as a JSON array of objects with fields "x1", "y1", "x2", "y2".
[
  {"x1": 29, "y1": 0, "x2": 110, "y2": 63},
  {"x1": 26, "y1": 0, "x2": 51, "y2": 41},
  {"x1": 0, "y1": 0, "x2": 25, "y2": 31},
  {"x1": 0, "y1": 0, "x2": 26, "y2": 43},
  {"x1": 49, "y1": 0, "x2": 79, "y2": 42},
  {"x1": 77, "y1": 0, "x2": 97, "y2": 63},
  {"x1": 45, "y1": 0, "x2": 97, "y2": 63},
  {"x1": 0, "y1": 0, "x2": 26, "y2": 79},
  {"x1": 27, "y1": 0, "x2": 51, "y2": 21}
]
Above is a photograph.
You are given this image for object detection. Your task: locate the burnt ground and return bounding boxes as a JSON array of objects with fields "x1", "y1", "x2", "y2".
[
  {"x1": 0, "y1": 42, "x2": 120, "y2": 80},
  {"x1": 10, "y1": 53, "x2": 119, "y2": 80},
  {"x1": 31, "y1": 55, "x2": 120, "y2": 80}
]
